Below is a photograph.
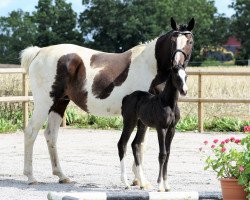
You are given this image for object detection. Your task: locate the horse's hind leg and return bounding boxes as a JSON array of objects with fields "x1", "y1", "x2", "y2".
[
  {"x1": 132, "y1": 120, "x2": 148, "y2": 187},
  {"x1": 44, "y1": 99, "x2": 70, "y2": 183},
  {"x1": 24, "y1": 101, "x2": 51, "y2": 184},
  {"x1": 117, "y1": 117, "x2": 137, "y2": 189}
]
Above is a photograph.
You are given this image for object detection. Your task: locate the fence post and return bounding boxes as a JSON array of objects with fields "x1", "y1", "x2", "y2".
[
  {"x1": 198, "y1": 73, "x2": 204, "y2": 132},
  {"x1": 22, "y1": 73, "x2": 29, "y2": 129}
]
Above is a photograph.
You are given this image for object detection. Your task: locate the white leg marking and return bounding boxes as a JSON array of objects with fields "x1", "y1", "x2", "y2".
[
  {"x1": 158, "y1": 178, "x2": 164, "y2": 192},
  {"x1": 24, "y1": 106, "x2": 49, "y2": 184},
  {"x1": 44, "y1": 111, "x2": 70, "y2": 183},
  {"x1": 120, "y1": 158, "x2": 130, "y2": 189},
  {"x1": 164, "y1": 180, "x2": 171, "y2": 191},
  {"x1": 136, "y1": 165, "x2": 148, "y2": 189}
]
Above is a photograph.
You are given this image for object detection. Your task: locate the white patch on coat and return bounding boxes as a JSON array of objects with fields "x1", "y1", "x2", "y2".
[
  {"x1": 178, "y1": 68, "x2": 188, "y2": 93},
  {"x1": 86, "y1": 39, "x2": 158, "y2": 116},
  {"x1": 175, "y1": 35, "x2": 188, "y2": 64}
]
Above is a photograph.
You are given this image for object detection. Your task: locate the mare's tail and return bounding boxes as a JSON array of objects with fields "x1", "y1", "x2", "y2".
[{"x1": 20, "y1": 46, "x2": 41, "y2": 74}]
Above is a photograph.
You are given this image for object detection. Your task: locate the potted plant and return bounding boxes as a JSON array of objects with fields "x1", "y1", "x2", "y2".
[{"x1": 200, "y1": 135, "x2": 250, "y2": 200}]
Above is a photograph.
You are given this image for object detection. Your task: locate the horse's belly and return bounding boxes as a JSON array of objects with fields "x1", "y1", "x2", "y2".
[{"x1": 86, "y1": 94, "x2": 123, "y2": 116}]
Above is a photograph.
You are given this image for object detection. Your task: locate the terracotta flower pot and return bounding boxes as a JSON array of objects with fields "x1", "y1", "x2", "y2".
[{"x1": 220, "y1": 178, "x2": 247, "y2": 200}]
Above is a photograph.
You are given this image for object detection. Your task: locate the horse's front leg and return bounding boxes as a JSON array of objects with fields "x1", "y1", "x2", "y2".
[
  {"x1": 44, "y1": 109, "x2": 70, "y2": 183},
  {"x1": 156, "y1": 127, "x2": 167, "y2": 192},
  {"x1": 162, "y1": 126, "x2": 175, "y2": 191}
]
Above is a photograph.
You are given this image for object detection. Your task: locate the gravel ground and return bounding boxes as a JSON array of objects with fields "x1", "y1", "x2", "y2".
[{"x1": 0, "y1": 129, "x2": 246, "y2": 200}]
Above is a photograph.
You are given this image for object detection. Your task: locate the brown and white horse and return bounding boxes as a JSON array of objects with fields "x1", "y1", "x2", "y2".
[{"x1": 21, "y1": 18, "x2": 194, "y2": 185}]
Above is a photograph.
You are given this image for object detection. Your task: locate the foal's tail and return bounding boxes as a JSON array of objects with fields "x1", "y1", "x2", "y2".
[{"x1": 20, "y1": 46, "x2": 41, "y2": 74}]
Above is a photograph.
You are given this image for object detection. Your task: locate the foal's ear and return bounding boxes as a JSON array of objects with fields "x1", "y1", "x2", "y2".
[
  {"x1": 170, "y1": 17, "x2": 178, "y2": 30},
  {"x1": 187, "y1": 18, "x2": 195, "y2": 31}
]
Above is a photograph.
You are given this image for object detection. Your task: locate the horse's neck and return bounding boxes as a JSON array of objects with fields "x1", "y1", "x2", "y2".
[{"x1": 159, "y1": 74, "x2": 179, "y2": 109}]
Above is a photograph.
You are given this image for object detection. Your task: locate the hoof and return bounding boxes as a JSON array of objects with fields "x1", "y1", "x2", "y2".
[
  {"x1": 125, "y1": 185, "x2": 131, "y2": 190},
  {"x1": 132, "y1": 179, "x2": 140, "y2": 186},
  {"x1": 158, "y1": 188, "x2": 165, "y2": 192},
  {"x1": 59, "y1": 178, "x2": 71, "y2": 184},
  {"x1": 140, "y1": 182, "x2": 152, "y2": 190},
  {"x1": 165, "y1": 188, "x2": 171, "y2": 192},
  {"x1": 28, "y1": 180, "x2": 38, "y2": 185}
]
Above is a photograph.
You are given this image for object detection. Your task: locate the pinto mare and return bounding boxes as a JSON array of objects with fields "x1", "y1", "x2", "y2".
[{"x1": 20, "y1": 17, "x2": 195, "y2": 184}]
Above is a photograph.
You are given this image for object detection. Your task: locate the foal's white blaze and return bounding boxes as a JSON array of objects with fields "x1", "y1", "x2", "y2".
[
  {"x1": 175, "y1": 35, "x2": 188, "y2": 64},
  {"x1": 178, "y1": 69, "x2": 188, "y2": 93}
]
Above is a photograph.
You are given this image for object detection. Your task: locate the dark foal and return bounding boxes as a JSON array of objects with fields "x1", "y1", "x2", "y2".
[{"x1": 118, "y1": 65, "x2": 188, "y2": 191}]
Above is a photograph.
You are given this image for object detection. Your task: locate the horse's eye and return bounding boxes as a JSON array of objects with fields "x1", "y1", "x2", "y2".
[{"x1": 189, "y1": 41, "x2": 193, "y2": 45}]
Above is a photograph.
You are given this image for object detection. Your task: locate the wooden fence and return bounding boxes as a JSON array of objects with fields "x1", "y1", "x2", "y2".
[{"x1": 0, "y1": 66, "x2": 250, "y2": 132}]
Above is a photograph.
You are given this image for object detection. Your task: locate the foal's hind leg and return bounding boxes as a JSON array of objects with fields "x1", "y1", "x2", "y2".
[
  {"x1": 162, "y1": 126, "x2": 175, "y2": 191},
  {"x1": 132, "y1": 121, "x2": 151, "y2": 190},
  {"x1": 118, "y1": 118, "x2": 137, "y2": 189},
  {"x1": 131, "y1": 120, "x2": 149, "y2": 187},
  {"x1": 24, "y1": 101, "x2": 51, "y2": 184},
  {"x1": 44, "y1": 100, "x2": 70, "y2": 183}
]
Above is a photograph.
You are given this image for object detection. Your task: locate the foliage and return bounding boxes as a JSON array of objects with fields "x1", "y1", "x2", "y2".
[
  {"x1": 204, "y1": 117, "x2": 250, "y2": 132},
  {"x1": 230, "y1": 0, "x2": 250, "y2": 60},
  {"x1": 79, "y1": 0, "x2": 219, "y2": 57},
  {"x1": 79, "y1": 0, "x2": 160, "y2": 52},
  {"x1": 176, "y1": 116, "x2": 198, "y2": 131},
  {"x1": 65, "y1": 108, "x2": 123, "y2": 130},
  {"x1": 0, "y1": 0, "x2": 83, "y2": 64},
  {"x1": 0, "y1": 10, "x2": 36, "y2": 63},
  {"x1": 34, "y1": 0, "x2": 84, "y2": 46},
  {"x1": 201, "y1": 135, "x2": 250, "y2": 196},
  {"x1": 0, "y1": 103, "x2": 23, "y2": 133}
]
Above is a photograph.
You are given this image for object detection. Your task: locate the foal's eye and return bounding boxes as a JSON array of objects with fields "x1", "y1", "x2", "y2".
[{"x1": 188, "y1": 41, "x2": 193, "y2": 45}]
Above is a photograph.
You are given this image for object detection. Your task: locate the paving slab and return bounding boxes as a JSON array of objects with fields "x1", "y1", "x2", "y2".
[{"x1": 0, "y1": 129, "x2": 245, "y2": 200}]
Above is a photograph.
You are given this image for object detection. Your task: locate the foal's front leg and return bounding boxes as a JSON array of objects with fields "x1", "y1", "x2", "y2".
[
  {"x1": 156, "y1": 128, "x2": 167, "y2": 192},
  {"x1": 162, "y1": 126, "x2": 176, "y2": 191}
]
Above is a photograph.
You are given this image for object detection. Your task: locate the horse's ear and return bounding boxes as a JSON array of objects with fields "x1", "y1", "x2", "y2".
[
  {"x1": 171, "y1": 17, "x2": 177, "y2": 30},
  {"x1": 187, "y1": 18, "x2": 195, "y2": 31}
]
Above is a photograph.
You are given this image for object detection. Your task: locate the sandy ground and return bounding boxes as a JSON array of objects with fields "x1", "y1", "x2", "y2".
[{"x1": 0, "y1": 129, "x2": 245, "y2": 200}]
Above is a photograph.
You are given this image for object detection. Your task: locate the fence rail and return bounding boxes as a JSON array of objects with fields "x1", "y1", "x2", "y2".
[{"x1": 0, "y1": 66, "x2": 250, "y2": 132}]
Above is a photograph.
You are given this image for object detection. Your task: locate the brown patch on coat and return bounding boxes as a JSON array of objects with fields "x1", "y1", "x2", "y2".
[
  {"x1": 50, "y1": 53, "x2": 88, "y2": 114},
  {"x1": 90, "y1": 50, "x2": 132, "y2": 99}
]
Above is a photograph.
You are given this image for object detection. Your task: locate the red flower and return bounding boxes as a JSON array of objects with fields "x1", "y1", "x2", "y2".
[
  {"x1": 239, "y1": 166, "x2": 245, "y2": 172},
  {"x1": 221, "y1": 147, "x2": 226, "y2": 152},
  {"x1": 244, "y1": 126, "x2": 250, "y2": 132},
  {"x1": 213, "y1": 139, "x2": 219, "y2": 143},
  {"x1": 230, "y1": 137, "x2": 235, "y2": 142},
  {"x1": 235, "y1": 139, "x2": 241, "y2": 144},
  {"x1": 204, "y1": 141, "x2": 208, "y2": 145},
  {"x1": 225, "y1": 139, "x2": 230, "y2": 143},
  {"x1": 211, "y1": 145, "x2": 215, "y2": 149},
  {"x1": 220, "y1": 141, "x2": 225, "y2": 145}
]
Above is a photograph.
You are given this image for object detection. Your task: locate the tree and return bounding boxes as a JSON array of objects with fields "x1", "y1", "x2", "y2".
[
  {"x1": 230, "y1": 0, "x2": 250, "y2": 63},
  {"x1": 34, "y1": 0, "x2": 84, "y2": 47},
  {"x1": 79, "y1": 0, "x2": 218, "y2": 62},
  {"x1": 0, "y1": 10, "x2": 36, "y2": 64},
  {"x1": 79, "y1": 0, "x2": 160, "y2": 52}
]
